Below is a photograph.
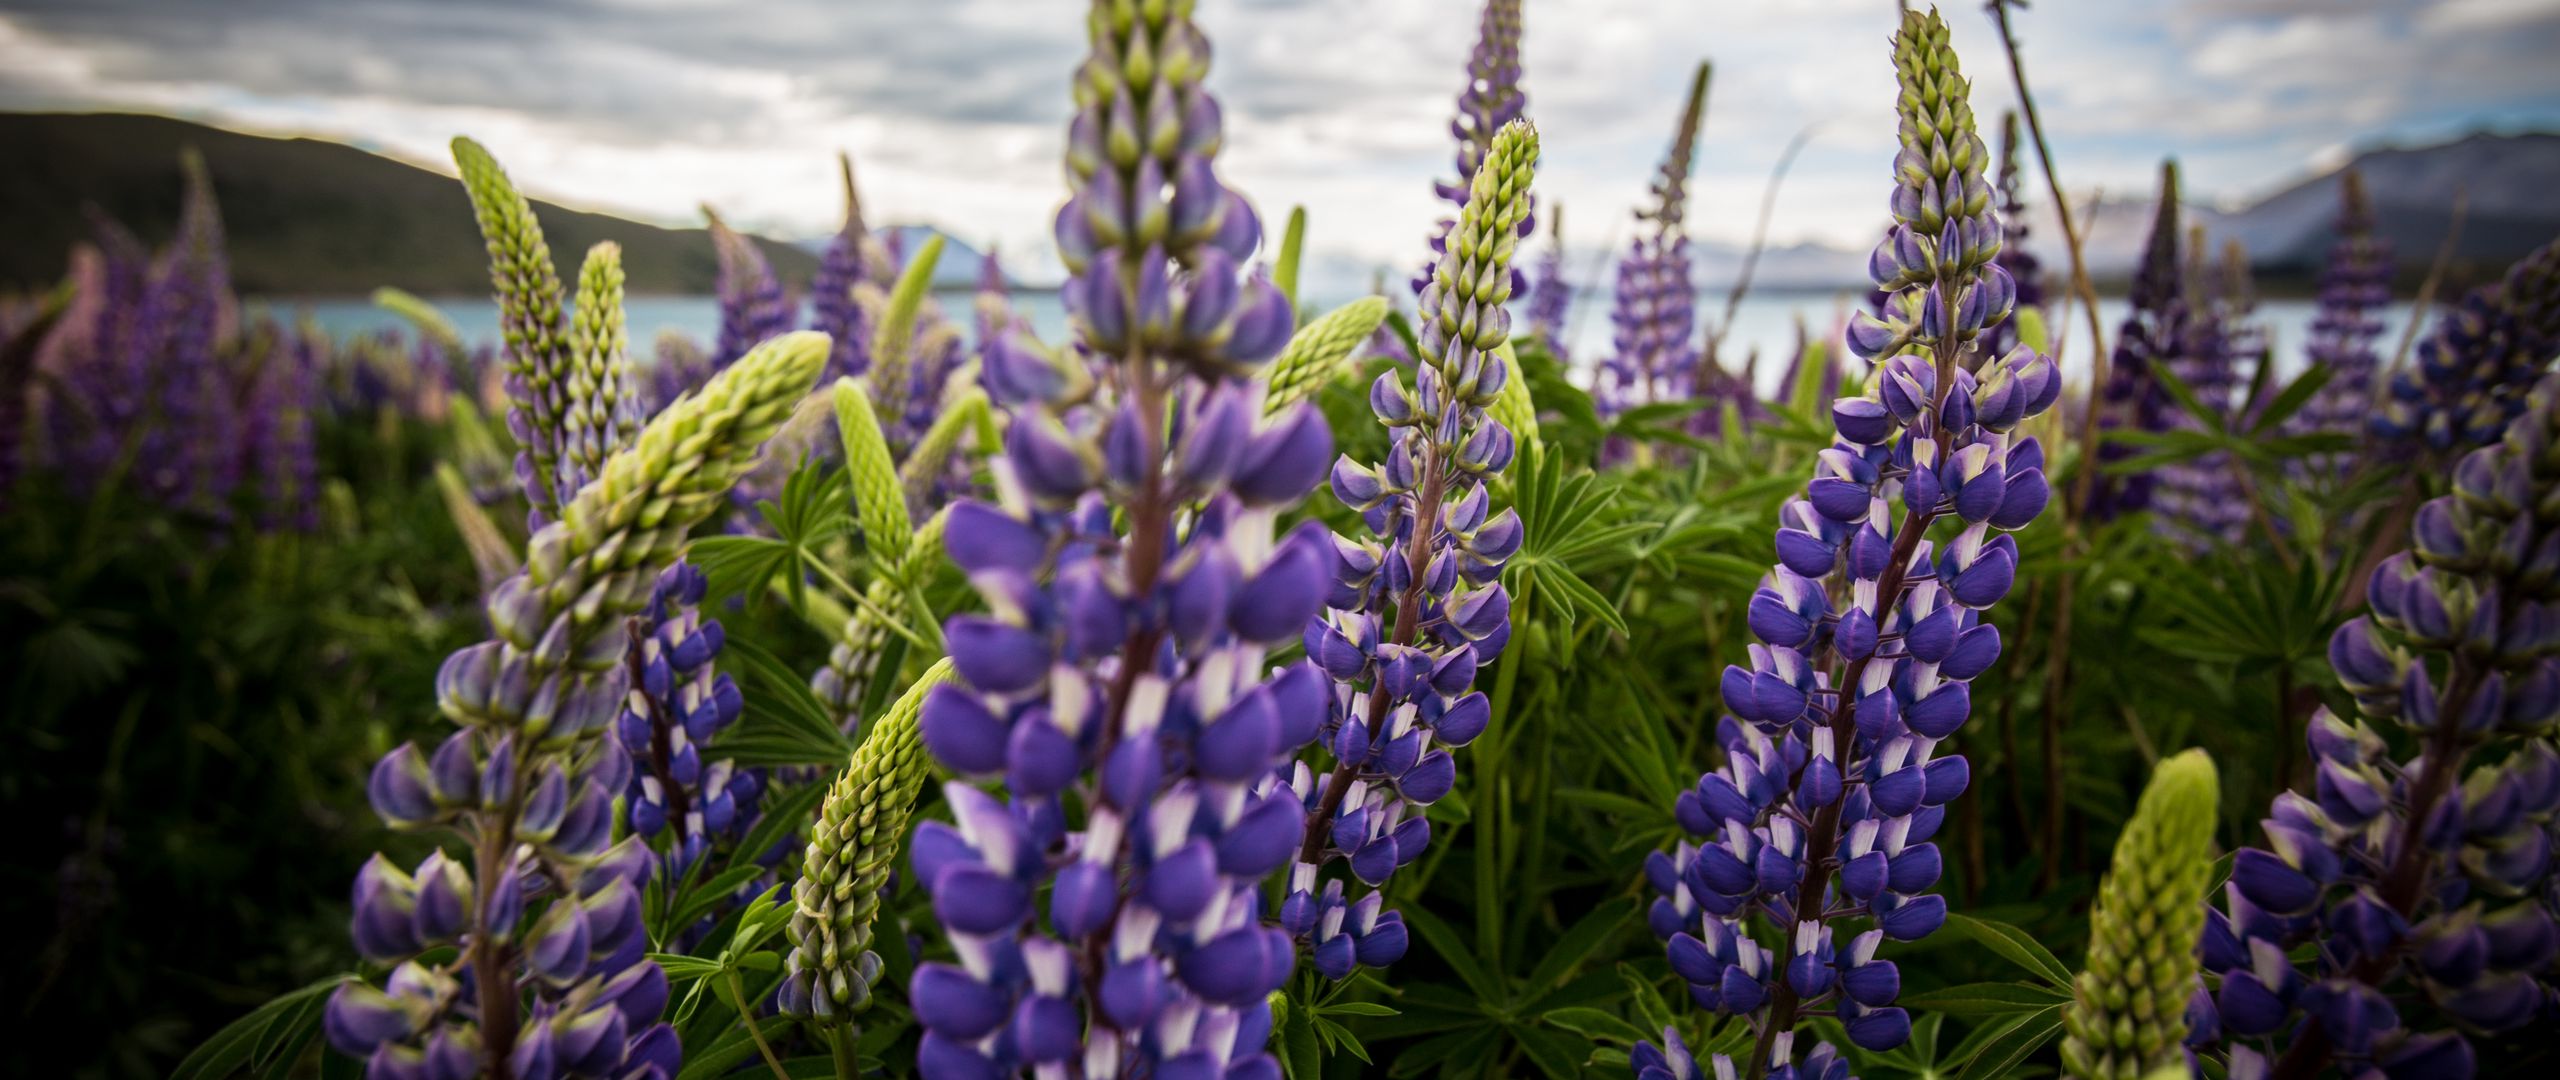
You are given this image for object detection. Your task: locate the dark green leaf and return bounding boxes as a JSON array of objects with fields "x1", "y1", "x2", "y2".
[{"x1": 1947, "y1": 914, "x2": 2075, "y2": 988}]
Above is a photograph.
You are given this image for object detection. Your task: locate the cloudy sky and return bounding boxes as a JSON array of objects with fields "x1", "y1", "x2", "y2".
[{"x1": 5, "y1": 0, "x2": 2557, "y2": 286}]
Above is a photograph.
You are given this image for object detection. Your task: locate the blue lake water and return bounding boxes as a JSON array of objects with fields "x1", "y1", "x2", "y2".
[{"x1": 256, "y1": 290, "x2": 2430, "y2": 398}]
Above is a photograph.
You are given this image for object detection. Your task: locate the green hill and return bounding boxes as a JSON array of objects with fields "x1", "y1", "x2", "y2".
[{"x1": 0, "y1": 111, "x2": 818, "y2": 295}]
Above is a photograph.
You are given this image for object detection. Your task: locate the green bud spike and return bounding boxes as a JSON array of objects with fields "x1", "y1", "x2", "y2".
[
  {"x1": 785, "y1": 658, "x2": 959, "y2": 1023},
  {"x1": 1486, "y1": 338, "x2": 1542, "y2": 449},
  {"x1": 1262, "y1": 296, "x2": 1388, "y2": 417},
  {"x1": 869, "y1": 234, "x2": 947, "y2": 427},
  {"x1": 831, "y1": 378, "x2": 913, "y2": 573},
  {"x1": 521, "y1": 331, "x2": 829, "y2": 658},
  {"x1": 899, "y1": 387, "x2": 992, "y2": 503},
  {"x1": 2063, "y1": 748, "x2": 2221, "y2": 1080},
  {"x1": 371, "y1": 286, "x2": 467, "y2": 359},
  {"x1": 562, "y1": 242, "x2": 636, "y2": 494},
  {"x1": 452, "y1": 135, "x2": 572, "y2": 519}
]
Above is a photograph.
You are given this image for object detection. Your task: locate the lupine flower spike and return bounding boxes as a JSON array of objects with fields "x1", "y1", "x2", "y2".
[
  {"x1": 2291, "y1": 170, "x2": 2391, "y2": 480},
  {"x1": 323, "y1": 331, "x2": 826, "y2": 1079},
  {"x1": 903, "y1": 2, "x2": 1333, "y2": 1074},
  {"x1": 2152, "y1": 225, "x2": 2247, "y2": 548},
  {"x1": 1414, "y1": 0, "x2": 1526, "y2": 296},
  {"x1": 454, "y1": 137, "x2": 576, "y2": 529},
  {"x1": 2062, "y1": 749, "x2": 2219, "y2": 1080},
  {"x1": 1525, "y1": 201, "x2": 1572, "y2": 364},
  {"x1": 2375, "y1": 234, "x2": 2560, "y2": 455},
  {"x1": 1599, "y1": 61, "x2": 1710, "y2": 422},
  {"x1": 812, "y1": 151, "x2": 880, "y2": 383},
  {"x1": 1642, "y1": 10, "x2": 2061, "y2": 1075},
  {"x1": 2089, "y1": 161, "x2": 2186, "y2": 523},
  {"x1": 707, "y1": 207, "x2": 797, "y2": 371},
  {"x1": 2195, "y1": 374, "x2": 2560, "y2": 1079},
  {"x1": 1286, "y1": 120, "x2": 1537, "y2": 980}
]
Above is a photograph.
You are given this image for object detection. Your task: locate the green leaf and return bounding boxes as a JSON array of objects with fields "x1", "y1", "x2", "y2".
[
  {"x1": 1618, "y1": 963, "x2": 1677, "y2": 1033},
  {"x1": 1314, "y1": 1016, "x2": 1372, "y2": 1064},
  {"x1": 2245, "y1": 362, "x2": 2334, "y2": 436},
  {"x1": 1897, "y1": 980, "x2": 2074, "y2": 1016},
  {"x1": 650, "y1": 953, "x2": 726, "y2": 982},
  {"x1": 1321, "y1": 1001, "x2": 1400, "y2": 1018},
  {"x1": 1512, "y1": 1023, "x2": 1590, "y2": 1079},
  {"x1": 716, "y1": 636, "x2": 855, "y2": 766},
  {"x1": 1400, "y1": 904, "x2": 1506, "y2": 1005},
  {"x1": 172, "y1": 975, "x2": 355, "y2": 1080},
  {"x1": 1954, "y1": 1005, "x2": 2065, "y2": 1079},
  {"x1": 665, "y1": 863, "x2": 774, "y2": 934},
  {"x1": 1276, "y1": 205, "x2": 1308, "y2": 315},
  {"x1": 1947, "y1": 914, "x2": 2075, "y2": 988},
  {"x1": 1522, "y1": 898, "x2": 1633, "y2": 994},
  {"x1": 1541, "y1": 1006, "x2": 1652, "y2": 1046}
]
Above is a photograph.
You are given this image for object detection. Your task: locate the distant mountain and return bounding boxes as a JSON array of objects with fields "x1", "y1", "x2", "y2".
[
  {"x1": 0, "y1": 111, "x2": 816, "y2": 295},
  {"x1": 2057, "y1": 132, "x2": 2560, "y2": 291},
  {"x1": 795, "y1": 224, "x2": 1011, "y2": 291}
]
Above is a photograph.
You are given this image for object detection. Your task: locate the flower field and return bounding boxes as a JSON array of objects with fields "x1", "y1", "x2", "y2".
[{"x1": 3, "y1": 2, "x2": 2555, "y2": 1078}]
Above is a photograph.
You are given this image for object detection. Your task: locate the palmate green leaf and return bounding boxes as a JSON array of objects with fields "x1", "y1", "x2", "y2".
[
  {"x1": 2245, "y1": 362, "x2": 2335, "y2": 436},
  {"x1": 171, "y1": 974, "x2": 355, "y2": 1080},
  {"x1": 714, "y1": 635, "x2": 857, "y2": 766},
  {"x1": 1314, "y1": 1016, "x2": 1371, "y2": 1064},
  {"x1": 1947, "y1": 914, "x2": 2075, "y2": 988},
  {"x1": 1618, "y1": 963, "x2": 1677, "y2": 1035},
  {"x1": 649, "y1": 953, "x2": 726, "y2": 982}
]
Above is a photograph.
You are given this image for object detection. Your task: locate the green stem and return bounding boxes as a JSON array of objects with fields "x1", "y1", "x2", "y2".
[
  {"x1": 725, "y1": 968, "x2": 793, "y2": 1080},
  {"x1": 828, "y1": 1024, "x2": 862, "y2": 1080}
]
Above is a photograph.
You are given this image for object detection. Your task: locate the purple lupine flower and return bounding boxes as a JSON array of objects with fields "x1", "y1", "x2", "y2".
[
  {"x1": 2291, "y1": 169, "x2": 2391, "y2": 479},
  {"x1": 1415, "y1": 0, "x2": 1527, "y2": 296},
  {"x1": 2089, "y1": 161, "x2": 2189, "y2": 522},
  {"x1": 643, "y1": 331, "x2": 714, "y2": 419},
  {"x1": 2374, "y1": 234, "x2": 2560, "y2": 455},
  {"x1": 903, "y1": 5, "x2": 1333, "y2": 1074},
  {"x1": 974, "y1": 245, "x2": 1014, "y2": 356},
  {"x1": 1640, "y1": 13, "x2": 2061, "y2": 1075},
  {"x1": 239, "y1": 321, "x2": 323, "y2": 532},
  {"x1": 1598, "y1": 62, "x2": 1710, "y2": 422},
  {"x1": 1986, "y1": 111, "x2": 2042, "y2": 358},
  {"x1": 142, "y1": 154, "x2": 241, "y2": 518},
  {"x1": 709, "y1": 212, "x2": 798, "y2": 371},
  {"x1": 2194, "y1": 375, "x2": 2560, "y2": 1079},
  {"x1": 321, "y1": 326, "x2": 827, "y2": 1080},
  {"x1": 2152, "y1": 230, "x2": 2251, "y2": 548},
  {"x1": 614, "y1": 563, "x2": 769, "y2": 901},
  {"x1": 1525, "y1": 202, "x2": 1571, "y2": 364},
  {"x1": 811, "y1": 152, "x2": 880, "y2": 383},
  {"x1": 1283, "y1": 119, "x2": 1537, "y2": 981}
]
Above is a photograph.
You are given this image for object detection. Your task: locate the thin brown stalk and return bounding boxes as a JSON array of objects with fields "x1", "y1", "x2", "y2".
[{"x1": 1710, "y1": 124, "x2": 1820, "y2": 360}]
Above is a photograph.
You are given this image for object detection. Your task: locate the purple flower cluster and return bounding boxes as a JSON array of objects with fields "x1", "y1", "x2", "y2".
[
  {"x1": 900, "y1": 4, "x2": 1335, "y2": 1075},
  {"x1": 2089, "y1": 161, "x2": 2189, "y2": 522},
  {"x1": 811, "y1": 152, "x2": 886, "y2": 384},
  {"x1": 2290, "y1": 170, "x2": 2391, "y2": 479},
  {"x1": 1598, "y1": 63, "x2": 1709, "y2": 422},
  {"x1": 1525, "y1": 202, "x2": 1572, "y2": 364},
  {"x1": 2375, "y1": 235, "x2": 2560, "y2": 456},
  {"x1": 2153, "y1": 232, "x2": 2252, "y2": 548},
  {"x1": 614, "y1": 563, "x2": 767, "y2": 888},
  {"x1": 2196, "y1": 375, "x2": 2560, "y2": 1079},
  {"x1": 1640, "y1": 12, "x2": 2060, "y2": 1076},
  {"x1": 710, "y1": 214, "x2": 799, "y2": 372},
  {"x1": 1282, "y1": 118, "x2": 1536, "y2": 982},
  {"x1": 34, "y1": 161, "x2": 314, "y2": 528},
  {"x1": 1414, "y1": 0, "x2": 1526, "y2": 297}
]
